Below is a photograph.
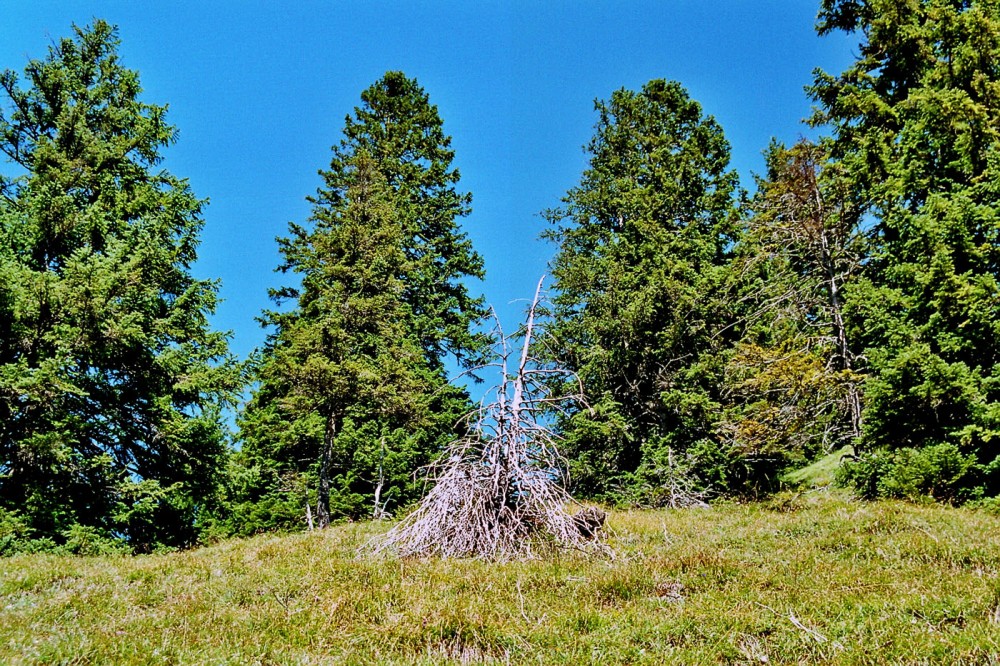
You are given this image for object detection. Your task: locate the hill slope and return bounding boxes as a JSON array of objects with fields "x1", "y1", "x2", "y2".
[{"x1": 2, "y1": 493, "x2": 998, "y2": 664}]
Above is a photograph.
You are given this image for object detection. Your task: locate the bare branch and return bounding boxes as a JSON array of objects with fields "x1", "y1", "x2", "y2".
[{"x1": 368, "y1": 277, "x2": 608, "y2": 560}]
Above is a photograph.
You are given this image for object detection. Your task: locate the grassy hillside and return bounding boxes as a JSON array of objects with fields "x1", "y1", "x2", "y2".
[{"x1": 1, "y1": 492, "x2": 998, "y2": 665}]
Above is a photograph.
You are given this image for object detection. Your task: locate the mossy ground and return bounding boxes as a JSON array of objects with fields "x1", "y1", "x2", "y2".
[{"x1": 2, "y1": 492, "x2": 998, "y2": 664}]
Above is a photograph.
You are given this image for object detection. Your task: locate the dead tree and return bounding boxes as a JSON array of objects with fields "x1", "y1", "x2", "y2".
[{"x1": 371, "y1": 277, "x2": 609, "y2": 560}]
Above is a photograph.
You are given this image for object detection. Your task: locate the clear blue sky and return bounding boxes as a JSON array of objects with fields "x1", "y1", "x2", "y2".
[{"x1": 1, "y1": 2, "x2": 857, "y2": 370}]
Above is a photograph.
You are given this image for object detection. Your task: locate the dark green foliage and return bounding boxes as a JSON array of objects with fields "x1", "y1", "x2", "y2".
[
  {"x1": 544, "y1": 79, "x2": 743, "y2": 503},
  {"x1": 237, "y1": 154, "x2": 432, "y2": 529},
  {"x1": 812, "y1": 0, "x2": 1000, "y2": 499},
  {"x1": 321, "y1": 71, "x2": 489, "y2": 371},
  {"x1": 0, "y1": 22, "x2": 240, "y2": 553},
  {"x1": 234, "y1": 73, "x2": 486, "y2": 531}
]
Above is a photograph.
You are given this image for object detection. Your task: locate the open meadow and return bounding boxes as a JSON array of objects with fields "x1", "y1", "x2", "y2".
[
  {"x1": 2, "y1": 492, "x2": 998, "y2": 665},
  {"x1": 5, "y1": 13, "x2": 1000, "y2": 666}
]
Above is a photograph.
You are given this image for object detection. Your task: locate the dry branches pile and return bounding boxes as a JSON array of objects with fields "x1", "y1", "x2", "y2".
[{"x1": 373, "y1": 278, "x2": 608, "y2": 560}]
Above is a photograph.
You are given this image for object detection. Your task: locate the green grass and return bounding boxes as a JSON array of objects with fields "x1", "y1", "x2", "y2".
[
  {"x1": 783, "y1": 446, "x2": 854, "y2": 489},
  {"x1": 2, "y1": 493, "x2": 999, "y2": 664}
]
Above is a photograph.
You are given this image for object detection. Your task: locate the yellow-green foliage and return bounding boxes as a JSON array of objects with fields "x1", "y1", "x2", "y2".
[
  {"x1": 725, "y1": 341, "x2": 858, "y2": 459},
  {"x1": 1, "y1": 494, "x2": 998, "y2": 664}
]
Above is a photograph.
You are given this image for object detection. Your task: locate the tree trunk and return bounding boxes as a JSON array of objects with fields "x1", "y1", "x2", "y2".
[
  {"x1": 316, "y1": 410, "x2": 337, "y2": 529},
  {"x1": 823, "y1": 246, "x2": 862, "y2": 441},
  {"x1": 372, "y1": 437, "x2": 386, "y2": 519}
]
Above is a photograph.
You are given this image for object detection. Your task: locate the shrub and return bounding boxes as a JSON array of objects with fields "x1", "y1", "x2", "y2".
[
  {"x1": 0, "y1": 509, "x2": 34, "y2": 556},
  {"x1": 61, "y1": 524, "x2": 130, "y2": 556},
  {"x1": 838, "y1": 443, "x2": 980, "y2": 503}
]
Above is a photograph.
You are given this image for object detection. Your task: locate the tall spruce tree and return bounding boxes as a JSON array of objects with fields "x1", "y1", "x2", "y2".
[
  {"x1": 544, "y1": 80, "x2": 742, "y2": 503},
  {"x1": 240, "y1": 154, "x2": 431, "y2": 529},
  {"x1": 324, "y1": 71, "x2": 489, "y2": 371},
  {"x1": 811, "y1": 0, "x2": 1000, "y2": 499},
  {"x1": 235, "y1": 73, "x2": 487, "y2": 530},
  {"x1": 0, "y1": 22, "x2": 240, "y2": 551}
]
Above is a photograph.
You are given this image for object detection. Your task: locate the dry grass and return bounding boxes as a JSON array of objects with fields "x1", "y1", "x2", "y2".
[{"x1": 2, "y1": 491, "x2": 999, "y2": 664}]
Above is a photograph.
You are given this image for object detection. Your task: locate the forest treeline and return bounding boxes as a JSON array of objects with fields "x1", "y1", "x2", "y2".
[{"x1": 2, "y1": 0, "x2": 999, "y2": 554}]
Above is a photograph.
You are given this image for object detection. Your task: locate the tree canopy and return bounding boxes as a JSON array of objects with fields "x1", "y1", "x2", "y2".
[
  {"x1": 4, "y1": 5, "x2": 1000, "y2": 556},
  {"x1": 232, "y1": 72, "x2": 488, "y2": 532},
  {"x1": 811, "y1": 0, "x2": 1000, "y2": 500},
  {"x1": 0, "y1": 21, "x2": 240, "y2": 552},
  {"x1": 543, "y1": 79, "x2": 744, "y2": 503}
]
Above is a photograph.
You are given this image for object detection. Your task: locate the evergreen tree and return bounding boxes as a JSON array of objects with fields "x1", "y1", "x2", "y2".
[
  {"x1": 235, "y1": 73, "x2": 486, "y2": 529},
  {"x1": 544, "y1": 80, "x2": 742, "y2": 503},
  {"x1": 0, "y1": 22, "x2": 240, "y2": 551},
  {"x1": 322, "y1": 71, "x2": 488, "y2": 370},
  {"x1": 239, "y1": 154, "x2": 431, "y2": 529},
  {"x1": 812, "y1": 0, "x2": 1000, "y2": 499},
  {"x1": 721, "y1": 140, "x2": 865, "y2": 463}
]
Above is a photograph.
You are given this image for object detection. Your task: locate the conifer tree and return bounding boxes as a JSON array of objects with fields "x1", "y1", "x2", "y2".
[
  {"x1": 241, "y1": 154, "x2": 430, "y2": 529},
  {"x1": 721, "y1": 140, "x2": 865, "y2": 465},
  {"x1": 812, "y1": 0, "x2": 1000, "y2": 499},
  {"x1": 321, "y1": 71, "x2": 488, "y2": 371},
  {"x1": 235, "y1": 73, "x2": 487, "y2": 529},
  {"x1": 0, "y1": 22, "x2": 240, "y2": 551},
  {"x1": 544, "y1": 80, "x2": 742, "y2": 503}
]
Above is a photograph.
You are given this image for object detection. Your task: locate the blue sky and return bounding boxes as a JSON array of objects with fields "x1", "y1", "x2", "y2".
[{"x1": 1, "y1": 2, "x2": 857, "y2": 372}]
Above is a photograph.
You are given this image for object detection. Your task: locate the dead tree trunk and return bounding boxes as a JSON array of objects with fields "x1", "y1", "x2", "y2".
[
  {"x1": 372, "y1": 437, "x2": 388, "y2": 519},
  {"x1": 821, "y1": 230, "x2": 863, "y2": 442}
]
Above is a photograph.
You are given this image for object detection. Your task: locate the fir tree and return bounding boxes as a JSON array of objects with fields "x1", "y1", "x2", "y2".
[
  {"x1": 812, "y1": 0, "x2": 1000, "y2": 499},
  {"x1": 235, "y1": 73, "x2": 487, "y2": 529},
  {"x1": 0, "y1": 21, "x2": 240, "y2": 551},
  {"x1": 544, "y1": 80, "x2": 742, "y2": 503},
  {"x1": 321, "y1": 71, "x2": 488, "y2": 370},
  {"x1": 242, "y1": 154, "x2": 431, "y2": 529},
  {"x1": 721, "y1": 140, "x2": 865, "y2": 465}
]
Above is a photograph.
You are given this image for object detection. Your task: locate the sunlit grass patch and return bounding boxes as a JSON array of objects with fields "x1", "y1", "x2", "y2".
[{"x1": 1, "y1": 493, "x2": 998, "y2": 664}]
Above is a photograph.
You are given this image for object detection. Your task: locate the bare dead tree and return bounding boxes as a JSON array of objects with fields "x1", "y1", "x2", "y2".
[{"x1": 371, "y1": 277, "x2": 610, "y2": 560}]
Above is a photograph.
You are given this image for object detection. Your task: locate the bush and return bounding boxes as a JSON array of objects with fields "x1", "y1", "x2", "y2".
[
  {"x1": 0, "y1": 509, "x2": 34, "y2": 556},
  {"x1": 221, "y1": 493, "x2": 310, "y2": 537},
  {"x1": 61, "y1": 524, "x2": 130, "y2": 556},
  {"x1": 1, "y1": 508, "x2": 132, "y2": 556},
  {"x1": 968, "y1": 496, "x2": 1000, "y2": 515},
  {"x1": 838, "y1": 443, "x2": 980, "y2": 503}
]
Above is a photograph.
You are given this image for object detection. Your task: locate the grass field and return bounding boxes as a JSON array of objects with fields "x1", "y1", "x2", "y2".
[{"x1": 1, "y1": 491, "x2": 999, "y2": 665}]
